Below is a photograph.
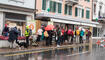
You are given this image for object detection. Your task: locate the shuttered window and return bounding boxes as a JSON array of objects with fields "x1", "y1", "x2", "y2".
[
  {"x1": 65, "y1": 4, "x2": 67, "y2": 14},
  {"x1": 82, "y1": 9, "x2": 84, "y2": 18},
  {"x1": 42, "y1": 0, "x2": 46, "y2": 10},
  {"x1": 75, "y1": 7, "x2": 78, "y2": 17},
  {"x1": 86, "y1": 10, "x2": 90, "y2": 19},
  {"x1": 69, "y1": 6, "x2": 72, "y2": 15},
  {"x1": 58, "y1": 3, "x2": 62, "y2": 13}
]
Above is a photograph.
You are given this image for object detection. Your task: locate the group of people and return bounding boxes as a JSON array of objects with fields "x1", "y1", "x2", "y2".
[
  {"x1": 36, "y1": 25, "x2": 92, "y2": 47},
  {"x1": 2, "y1": 24, "x2": 32, "y2": 48},
  {"x1": 2, "y1": 24, "x2": 91, "y2": 48}
]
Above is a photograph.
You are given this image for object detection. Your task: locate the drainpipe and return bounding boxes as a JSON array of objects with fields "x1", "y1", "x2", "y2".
[{"x1": 34, "y1": 0, "x2": 37, "y2": 20}]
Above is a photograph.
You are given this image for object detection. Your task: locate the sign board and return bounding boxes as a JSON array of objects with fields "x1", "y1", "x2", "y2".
[{"x1": 27, "y1": 20, "x2": 36, "y2": 34}]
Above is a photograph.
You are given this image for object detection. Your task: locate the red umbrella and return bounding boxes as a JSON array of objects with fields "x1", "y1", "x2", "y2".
[{"x1": 45, "y1": 25, "x2": 54, "y2": 31}]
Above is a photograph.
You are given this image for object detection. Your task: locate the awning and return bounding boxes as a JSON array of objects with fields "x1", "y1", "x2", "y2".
[
  {"x1": 37, "y1": 12, "x2": 100, "y2": 27},
  {"x1": 51, "y1": 18, "x2": 99, "y2": 27}
]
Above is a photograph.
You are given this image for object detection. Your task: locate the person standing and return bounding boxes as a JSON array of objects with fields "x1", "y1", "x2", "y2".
[
  {"x1": 44, "y1": 31, "x2": 49, "y2": 46},
  {"x1": 61, "y1": 27, "x2": 65, "y2": 44},
  {"x1": 86, "y1": 30, "x2": 91, "y2": 43},
  {"x1": 2, "y1": 24, "x2": 9, "y2": 36},
  {"x1": 25, "y1": 26, "x2": 30, "y2": 47},
  {"x1": 56, "y1": 27, "x2": 61, "y2": 47},
  {"x1": 36, "y1": 27, "x2": 43, "y2": 42},
  {"x1": 75, "y1": 27, "x2": 80, "y2": 44},
  {"x1": 8, "y1": 27, "x2": 18, "y2": 48},
  {"x1": 80, "y1": 29, "x2": 84, "y2": 44},
  {"x1": 13, "y1": 27, "x2": 19, "y2": 44}
]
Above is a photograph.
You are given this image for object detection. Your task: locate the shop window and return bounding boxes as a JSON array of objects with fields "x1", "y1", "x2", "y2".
[
  {"x1": 93, "y1": 27, "x2": 98, "y2": 37},
  {"x1": 5, "y1": 12, "x2": 26, "y2": 20}
]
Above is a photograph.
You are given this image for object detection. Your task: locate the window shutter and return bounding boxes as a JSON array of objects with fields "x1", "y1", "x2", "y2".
[
  {"x1": 88, "y1": 0, "x2": 90, "y2": 2},
  {"x1": 82, "y1": 9, "x2": 84, "y2": 18},
  {"x1": 58, "y1": 3, "x2": 62, "y2": 13},
  {"x1": 53, "y1": 2, "x2": 56, "y2": 12},
  {"x1": 86, "y1": 10, "x2": 90, "y2": 19},
  {"x1": 50, "y1": 1, "x2": 52, "y2": 12},
  {"x1": 65, "y1": 4, "x2": 67, "y2": 14},
  {"x1": 75, "y1": 7, "x2": 78, "y2": 16},
  {"x1": 42, "y1": 0, "x2": 46, "y2": 10}
]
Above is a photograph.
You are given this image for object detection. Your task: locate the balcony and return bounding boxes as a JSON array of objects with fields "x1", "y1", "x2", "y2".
[
  {"x1": 98, "y1": 13, "x2": 105, "y2": 22},
  {"x1": 65, "y1": 0, "x2": 78, "y2": 5}
]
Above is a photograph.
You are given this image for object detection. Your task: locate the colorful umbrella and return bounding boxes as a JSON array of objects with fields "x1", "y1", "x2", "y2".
[{"x1": 45, "y1": 25, "x2": 54, "y2": 31}]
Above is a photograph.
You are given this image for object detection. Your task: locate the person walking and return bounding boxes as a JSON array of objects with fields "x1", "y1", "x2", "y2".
[
  {"x1": 2, "y1": 24, "x2": 9, "y2": 36},
  {"x1": 25, "y1": 26, "x2": 31, "y2": 47}
]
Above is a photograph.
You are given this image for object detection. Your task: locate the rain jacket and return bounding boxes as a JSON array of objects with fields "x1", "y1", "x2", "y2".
[{"x1": 80, "y1": 30, "x2": 84, "y2": 37}]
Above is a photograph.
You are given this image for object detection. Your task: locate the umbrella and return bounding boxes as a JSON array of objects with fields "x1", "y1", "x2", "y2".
[{"x1": 45, "y1": 25, "x2": 54, "y2": 31}]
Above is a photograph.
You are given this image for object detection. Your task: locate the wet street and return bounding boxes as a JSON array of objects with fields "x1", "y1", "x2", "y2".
[{"x1": 0, "y1": 45, "x2": 105, "y2": 60}]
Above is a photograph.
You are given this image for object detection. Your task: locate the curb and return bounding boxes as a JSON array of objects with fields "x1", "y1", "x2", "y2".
[{"x1": 0, "y1": 43, "x2": 89, "y2": 56}]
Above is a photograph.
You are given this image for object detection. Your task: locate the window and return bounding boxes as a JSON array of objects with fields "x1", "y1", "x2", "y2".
[
  {"x1": 85, "y1": 0, "x2": 90, "y2": 2},
  {"x1": 58, "y1": 3, "x2": 62, "y2": 13},
  {"x1": 86, "y1": 10, "x2": 90, "y2": 19},
  {"x1": 75, "y1": 7, "x2": 83, "y2": 18},
  {"x1": 93, "y1": 27, "x2": 98, "y2": 37},
  {"x1": 42, "y1": 0, "x2": 46, "y2": 10},
  {"x1": 75, "y1": 7, "x2": 78, "y2": 16},
  {"x1": 65, "y1": 4, "x2": 72, "y2": 15},
  {"x1": 82, "y1": 9, "x2": 84, "y2": 18},
  {"x1": 50, "y1": 1, "x2": 62, "y2": 13}
]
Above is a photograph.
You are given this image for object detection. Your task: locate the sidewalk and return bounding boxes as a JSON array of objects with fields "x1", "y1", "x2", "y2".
[{"x1": 0, "y1": 43, "x2": 89, "y2": 56}]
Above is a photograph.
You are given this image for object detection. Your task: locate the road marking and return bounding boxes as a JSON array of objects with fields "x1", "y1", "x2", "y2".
[
  {"x1": 4, "y1": 50, "x2": 49, "y2": 57},
  {"x1": 67, "y1": 51, "x2": 89, "y2": 56}
]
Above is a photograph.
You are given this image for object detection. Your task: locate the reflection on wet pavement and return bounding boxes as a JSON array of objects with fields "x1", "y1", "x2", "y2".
[{"x1": 1, "y1": 45, "x2": 105, "y2": 60}]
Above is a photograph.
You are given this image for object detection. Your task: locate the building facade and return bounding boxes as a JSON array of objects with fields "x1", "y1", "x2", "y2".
[
  {"x1": 93, "y1": 0, "x2": 105, "y2": 38},
  {"x1": 36, "y1": 0, "x2": 98, "y2": 32},
  {"x1": 0, "y1": 0, "x2": 35, "y2": 35}
]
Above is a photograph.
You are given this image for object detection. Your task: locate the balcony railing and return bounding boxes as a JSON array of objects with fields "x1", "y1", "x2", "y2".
[{"x1": 65, "y1": 0, "x2": 78, "y2": 5}]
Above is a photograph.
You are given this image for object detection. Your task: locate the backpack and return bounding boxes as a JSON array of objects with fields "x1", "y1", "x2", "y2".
[
  {"x1": 76, "y1": 30, "x2": 80, "y2": 36},
  {"x1": 44, "y1": 31, "x2": 49, "y2": 37},
  {"x1": 68, "y1": 29, "x2": 72, "y2": 35}
]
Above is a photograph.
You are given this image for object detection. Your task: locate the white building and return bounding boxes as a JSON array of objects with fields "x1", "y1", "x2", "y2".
[
  {"x1": 93, "y1": 0, "x2": 105, "y2": 38},
  {"x1": 0, "y1": 0, "x2": 35, "y2": 35}
]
